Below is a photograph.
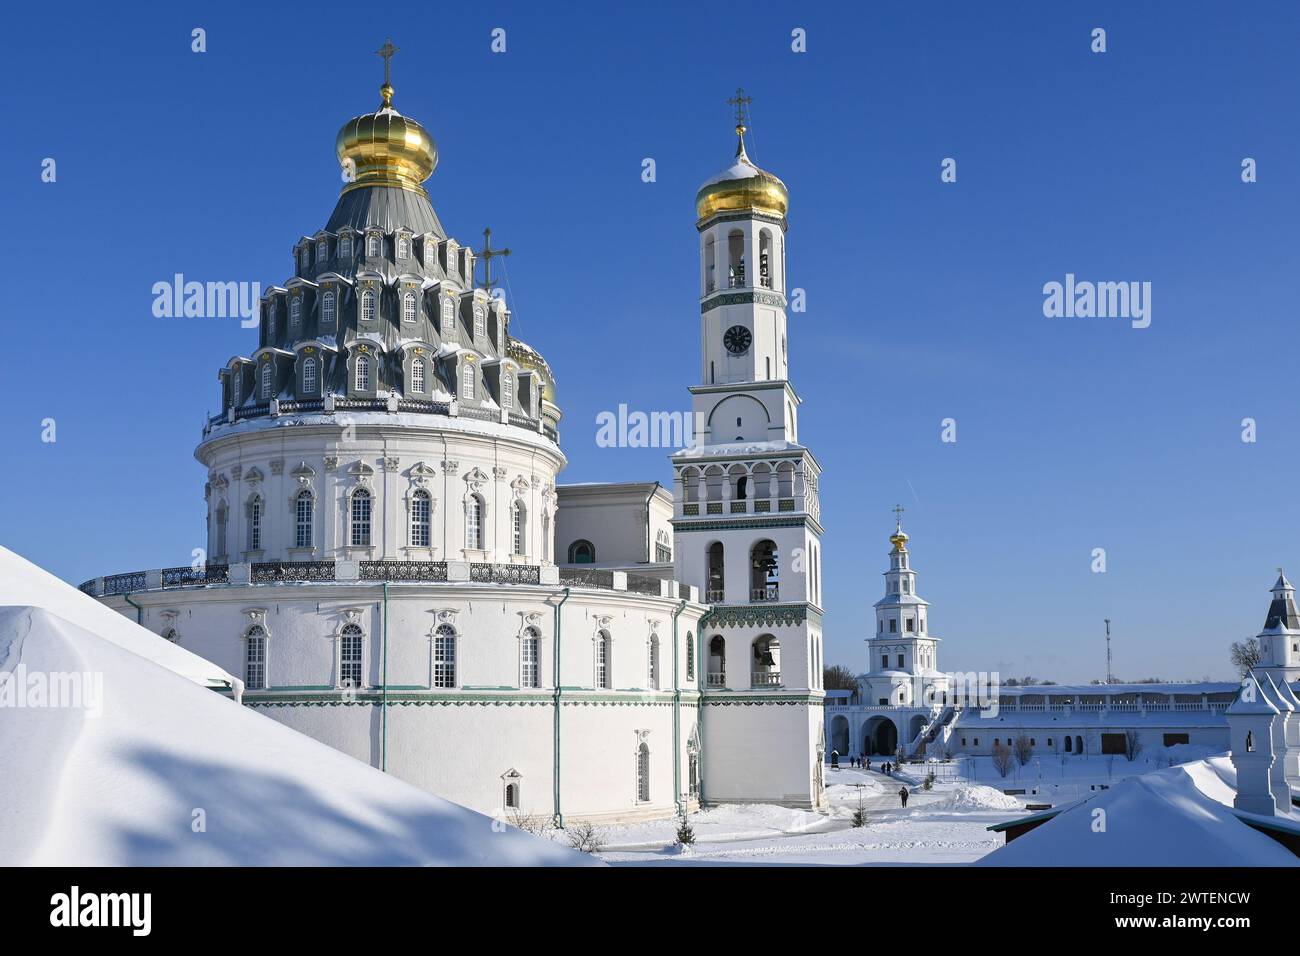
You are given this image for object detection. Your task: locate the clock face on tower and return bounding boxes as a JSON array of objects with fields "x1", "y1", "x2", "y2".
[{"x1": 723, "y1": 325, "x2": 752, "y2": 355}]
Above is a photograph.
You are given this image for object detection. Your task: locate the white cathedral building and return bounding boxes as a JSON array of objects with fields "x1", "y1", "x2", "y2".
[{"x1": 81, "y1": 63, "x2": 827, "y2": 822}]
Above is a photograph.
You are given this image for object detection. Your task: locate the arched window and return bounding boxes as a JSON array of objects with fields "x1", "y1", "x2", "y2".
[
  {"x1": 434, "y1": 623, "x2": 456, "y2": 688},
  {"x1": 317, "y1": 239, "x2": 328, "y2": 263},
  {"x1": 339, "y1": 234, "x2": 352, "y2": 258},
  {"x1": 595, "y1": 630, "x2": 611, "y2": 689},
  {"x1": 355, "y1": 354, "x2": 371, "y2": 392},
  {"x1": 504, "y1": 781, "x2": 519, "y2": 809},
  {"x1": 461, "y1": 362, "x2": 475, "y2": 399},
  {"x1": 473, "y1": 307, "x2": 485, "y2": 337},
  {"x1": 402, "y1": 291, "x2": 416, "y2": 323},
  {"x1": 214, "y1": 502, "x2": 228, "y2": 559},
  {"x1": 366, "y1": 233, "x2": 380, "y2": 257},
  {"x1": 501, "y1": 372, "x2": 513, "y2": 408},
  {"x1": 685, "y1": 632, "x2": 695, "y2": 681},
  {"x1": 260, "y1": 362, "x2": 273, "y2": 399},
  {"x1": 708, "y1": 635, "x2": 726, "y2": 686},
  {"x1": 750, "y1": 539, "x2": 779, "y2": 602},
  {"x1": 520, "y1": 626, "x2": 540, "y2": 688},
  {"x1": 361, "y1": 289, "x2": 376, "y2": 323},
  {"x1": 465, "y1": 495, "x2": 484, "y2": 550},
  {"x1": 648, "y1": 634, "x2": 660, "y2": 690},
  {"x1": 321, "y1": 290, "x2": 336, "y2": 325},
  {"x1": 411, "y1": 357, "x2": 426, "y2": 394},
  {"x1": 294, "y1": 491, "x2": 313, "y2": 548},
  {"x1": 707, "y1": 541, "x2": 725, "y2": 602},
  {"x1": 568, "y1": 539, "x2": 595, "y2": 564},
  {"x1": 441, "y1": 299, "x2": 453, "y2": 333},
  {"x1": 340, "y1": 623, "x2": 363, "y2": 688},
  {"x1": 512, "y1": 501, "x2": 526, "y2": 555},
  {"x1": 410, "y1": 490, "x2": 431, "y2": 547},
  {"x1": 302, "y1": 357, "x2": 318, "y2": 394},
  {"x1": 636, "y1": 742, "x2": 650, "y2": 802},
  {"x1": 245, "y1": 625, "x2": 266, "y2": 689},
  {"x1": 350, "y1": 489, "x2": 372, "y2": 547},
  {"x1": 267, "y1": 299, "x2": 277, "y2": 339},
  {"x1": 397, "y1": 235, "x2": 410, "y2": 259},
  {"x1": 289, "y1": 296, "x2": 301, "y2": 328},
  {"x1": 248, "y1": 495, "x2": 262, "y2": 551}
]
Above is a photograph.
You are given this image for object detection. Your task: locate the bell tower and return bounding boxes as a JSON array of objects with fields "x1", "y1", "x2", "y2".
[{"x1": 670, "y1": 91, "x2": 826, "y2": 810}]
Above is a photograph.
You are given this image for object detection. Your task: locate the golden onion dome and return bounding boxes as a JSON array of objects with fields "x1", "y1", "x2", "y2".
[
  {"x1": 695, "y1": 124, "x2": 789, "y2": 223},
  {"x1": 890, "y1": 528, "x2": 909, "y2": 552},
  {"x1": 507, "y1": 338, "x2": 557, "y2": 403},
  {"x1": 336, "y1": 81, "x2": 438, "y2": 196}
]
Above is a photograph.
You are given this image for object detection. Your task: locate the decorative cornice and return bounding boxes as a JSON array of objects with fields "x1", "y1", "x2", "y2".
[
  {"x1": 699, "y1": 602, "x2": 822, "y2": 629},
  {"x1": 701, "y1": 289, "x2": 787, "y2": 314},
  {"x1": 672, "y1": 515, "x2": 823, "y2": 536}
]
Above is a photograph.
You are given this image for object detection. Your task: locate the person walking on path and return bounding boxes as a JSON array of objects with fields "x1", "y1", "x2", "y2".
[{"x1": 899, "y1": 786, "x2": 909, "y2": 808}]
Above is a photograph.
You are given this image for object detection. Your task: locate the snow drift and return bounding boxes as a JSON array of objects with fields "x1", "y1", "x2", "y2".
[
  {"x1": 0, "y1": 548, "x2": 592, "y2": 866},
  {"x1": 932, "y1": 784, "x2": 1023, "y2": 812},
  {"x1": 977, "y1": 760, "x2": 1299, "y2": 867}
]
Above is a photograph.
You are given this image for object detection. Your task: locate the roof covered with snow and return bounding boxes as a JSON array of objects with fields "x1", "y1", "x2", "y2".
[{"x1": 0, "y1": 549, "x2": 591, "y2": 866}]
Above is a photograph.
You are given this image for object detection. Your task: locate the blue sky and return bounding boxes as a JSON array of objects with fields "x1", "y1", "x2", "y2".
[{"x1": 2, "y1": 0, "x2": 1297, "y2": 682}]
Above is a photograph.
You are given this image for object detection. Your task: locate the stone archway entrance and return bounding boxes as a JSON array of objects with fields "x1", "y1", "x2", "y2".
[
  {"x1": 862, "y1": 715, "x2": 898, "y2": 756},
  {"x1": 830, "y1": 715, "x2": 850, "y2": 755}
]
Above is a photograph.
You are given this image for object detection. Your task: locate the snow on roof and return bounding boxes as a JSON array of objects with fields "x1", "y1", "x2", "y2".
[
  {"x1": 0, "y1": 546, "x2": 235, "y2": 691},
  {"x1": 995, "y1": 682, "x2": 1239, "y2": 696},
  {"x1": 976, "y1": 757, "x2": 1300, "y2": 867},
  {"x1": 0, "y1": 600, "x2": 592, "y2": 866}
]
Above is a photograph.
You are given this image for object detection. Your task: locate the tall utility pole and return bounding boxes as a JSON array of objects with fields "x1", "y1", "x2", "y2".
[{"x1": 1104, "y1": 618, "x2": 1113, "y2": 684}]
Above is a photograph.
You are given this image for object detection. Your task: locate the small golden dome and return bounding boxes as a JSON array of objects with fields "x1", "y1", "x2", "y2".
[
  {"x1": 890, "y1": 529, "x2": 909, "y2": 552},
  {"x1": 695, "y1": 125, "x2": 789, "y2": 223},
  {"x1": 336, "y1": 83, "x2": 438, "y2": 196}
]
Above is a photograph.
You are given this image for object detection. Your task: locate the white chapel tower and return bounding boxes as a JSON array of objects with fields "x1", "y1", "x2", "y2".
[{"x1": 670, "y1": 91, "x2": 827, "y2": 809}]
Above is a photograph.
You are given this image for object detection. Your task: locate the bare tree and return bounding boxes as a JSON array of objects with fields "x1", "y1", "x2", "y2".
[
  {"x1": 566, "y1": 821, "x2": 606, "y2": 854},
  {"x1": 1230, "y1": 638, "x2": 1261, "y2": 679},
  {"x1": 507, "y1": 808, "x2": 553, "y2": 838},
  {"x1": 991, "y1": 741, "x2": 1014, "y2": 778},
  {"x1": 1013, "y1": 733, "x2": 1033, "y2": 766},
  {"x1": 1123, "y1": 729, "x2": 1143, "y2": 762},
  {"x1": 823, "y1": 664, "x2": 860, "y2": 691}
]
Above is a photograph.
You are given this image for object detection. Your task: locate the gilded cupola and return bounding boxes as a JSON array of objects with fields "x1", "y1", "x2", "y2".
[
  {"x1": 695, "y1": 120, "x2": 789, "y2": 223},
  {"x1": 335, "y1": 40, "x2": 438, "y2": 196}
]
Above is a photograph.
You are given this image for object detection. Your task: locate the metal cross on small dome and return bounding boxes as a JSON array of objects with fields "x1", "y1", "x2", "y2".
[
  {"x1": 376, "y1": 38, "x2": 399, "y2": 106},
  {"x1": 892, "y1": 504, "x2": 905, "y2": 529},
  {"x1": 727, "y1": 87, "x2": 753, "y2": 129}
]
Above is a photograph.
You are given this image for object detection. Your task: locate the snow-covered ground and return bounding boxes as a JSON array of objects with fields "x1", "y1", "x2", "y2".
[{"x1": 593, "y1": 768, "x2": 1022, "y2": 865}]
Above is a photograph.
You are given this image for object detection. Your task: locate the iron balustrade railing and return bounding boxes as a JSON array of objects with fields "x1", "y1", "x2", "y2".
[
  {"x1": 102, "y1": 571, "x2": 147, "y2": 595},
  {"x1": 252, "y1": 561, "x2": 336, "y2": 583},
  {"x1": 558, "y1": 567, "x2": 615, "y2": 589},
  {"x1": 707, "y1": 673, "x2": 727, "y2": 687},
  {"x1": 705, "y1": 588, "x2": 725, "y2": 603},
  {"x1": 750, "y1": 584, "x2": 780, "y2": 603},
  {"x1": 625, "y1": 573, "x2": 662, "y2": 596},
  {"x1": 360, "y1": 560, "x2": 448, "y2": 582},
  {"x1": 751, "y1": 672, "x2": 782, "y2": 687},
  {"x1": 161, "y1": 565, "x2": 229, "y2": 587},
  {"x1": 470, "y1": 563, "x2": 541, "y2": 585}
]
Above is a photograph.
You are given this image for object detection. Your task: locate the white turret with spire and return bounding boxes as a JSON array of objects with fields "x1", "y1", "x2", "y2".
[
  {"x1": 1256, "y1": 570, "x2": 1300, "y2": 682},
  {"x1": 863, "y1": 510, "x2": 947, "y2": 707}
]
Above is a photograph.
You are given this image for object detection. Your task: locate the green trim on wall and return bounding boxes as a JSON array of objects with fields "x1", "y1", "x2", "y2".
[{"x1": 698, "y1": 602, "x2": 823, "y2": 629}]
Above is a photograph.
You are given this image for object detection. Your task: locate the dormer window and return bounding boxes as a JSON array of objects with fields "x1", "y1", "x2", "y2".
[
  {"x1": 302, "y1": 357, "x2": 318, "y2": 394},
  {"x1": 361, "y1": 289, "x2": 376, "y2": 323},
  {"x1": 321, "y1": 290, "x2": 336, "y2": 326},
  {"x1": 299, "y1": 245, "x2": 309, "y2": 271},
  {"x1": 441, "y1": 299, "x2": 454, "y2": 334},
  {"x1": 397, "y1": 235, "x2": 410, "y2": 259},
  {"x1": 339, "y1": 234, "x2": 352, "y2": 259},
  {"x1": 425, "y1": 240, "x2": 437, "y2": 266},
  {"x1": 501, "y1": 372, "x2": 513, "y2": 408},
  {"x1": 289, "y1": 297, "x2": 301, "y2": 328},
  {"x1": 366, "y1": 233, "x2": 380, "y2": 257},
  {"x1": 317, "y1": 239, "x2": 328, "y2": 263},
  {"x1": 402, "y1": 291, "x2": 416, "y2": 323},
  {"x1": 355, "y1": 354, "x2": 371, "y2": 392},
  {"x1": 473, "y1": 307, "x2": 485, "y2": 337},
  {"x1": 411, "y1": 357, "x2": 426, "y2": 394},
  {"x1": 267, "y1": 300, "x2": 277, "y2": 338},
  {"x1": 260, "y1": 363, "x2": 272, "y2": 399},
  {"x1": 461, "y1": 362, "x2": 474, "y2": 399}
]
